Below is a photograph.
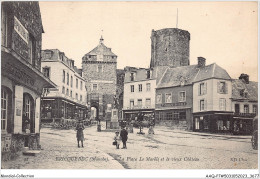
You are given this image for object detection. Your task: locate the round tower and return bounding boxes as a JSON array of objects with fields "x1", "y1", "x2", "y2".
[{"x1": 150, "y1": 28, "x2": 190, "y2": 68}]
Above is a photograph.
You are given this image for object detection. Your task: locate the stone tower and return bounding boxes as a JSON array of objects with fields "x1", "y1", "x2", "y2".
[
  {"x1": 150, "y1": 28, "x2": 190, "y2": 68},
  {"x1": 82, "y1": 36, "x2": 117, "y2": 120}
]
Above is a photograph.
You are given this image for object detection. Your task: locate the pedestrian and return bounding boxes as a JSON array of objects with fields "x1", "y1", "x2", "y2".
[
  {"x1": 114, "y1": 131, "x2": 121, "y2": 149},
  {"x1": 76, "y1": 119, "x2": 85, "y2": 148},
  {"x1": 148, "y1": 125, "x2": 155, "y2": 134},
  {"x1": 120, "y1": 127, "x2": 128, "y2": 149}
]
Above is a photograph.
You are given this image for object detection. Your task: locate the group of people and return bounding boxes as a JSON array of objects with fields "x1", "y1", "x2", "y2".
[
  {"x1": 75, "y1": 120, "x2": 129, "y2": 149},
  {"x1": 113, "y1": 127, "x2": 128, "y2": 149}
]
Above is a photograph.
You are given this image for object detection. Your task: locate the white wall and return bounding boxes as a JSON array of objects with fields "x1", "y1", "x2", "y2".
[
  {"x1": 193, "y1": 79, "x2": 232, "y2": 112},
  {"x1": 123, "y1": 79, "x2": 156, "y2": 109},
  {"x1": 41, "y1": 61, "x2": 87, "y2": 105}
]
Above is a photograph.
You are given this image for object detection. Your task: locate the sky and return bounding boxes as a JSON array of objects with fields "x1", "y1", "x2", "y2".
[{"x1": 39, "y1": 1, "x2": 258, "y2": 81}]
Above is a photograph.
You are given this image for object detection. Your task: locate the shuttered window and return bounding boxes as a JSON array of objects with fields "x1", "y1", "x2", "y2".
[
  {"x1": 217, "y1": 81, "x2": 228, "y2": 94},
  {"x1": 199, "y1": 82, "x2": 207, "y2": 95}
]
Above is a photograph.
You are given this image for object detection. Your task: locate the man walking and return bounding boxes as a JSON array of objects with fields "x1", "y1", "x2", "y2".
[{"x1": 120, "y1": 127, "x2": 128, "y2": 149}]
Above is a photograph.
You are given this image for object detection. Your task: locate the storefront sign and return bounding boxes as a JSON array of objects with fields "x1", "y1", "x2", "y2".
[
  {"x1": 3, "y1": 62, "x2": 35, "y2": 86},
  {"x1": 14, "y1": 16, "x2": 29, "y2": 44},
  {"x1": 161, "y1": 102, "x2": 187, "y2": 107}
]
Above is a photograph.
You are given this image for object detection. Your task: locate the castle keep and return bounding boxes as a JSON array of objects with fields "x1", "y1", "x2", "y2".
[{"x1": 150, "y1": 28, "x2": 190, "y2": 68}]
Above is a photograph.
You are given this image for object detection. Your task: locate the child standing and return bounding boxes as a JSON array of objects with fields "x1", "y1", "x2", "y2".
[{"x1": 114, "y1": 131, "x2": 121, "y2": 149}]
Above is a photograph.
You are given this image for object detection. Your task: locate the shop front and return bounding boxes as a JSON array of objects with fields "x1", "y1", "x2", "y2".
[
  {"x1": 41, "y1": 97, "x2": 88, "y2": 125},
  {"x1": 122, "y1": 108, "x2": 155, "y2": 127},
  {"x1": 232, "y1": 113, "x2": 256, "y2": 135},
  {"x1": 1, "y1": 49, "x2": 56, "y2": 161},
  {"x1": 155, "y1": 107, "x2": 192, "y2": 130},
  {"x1": 193, "y1": 111, "x2": 234, "y2": 133}
]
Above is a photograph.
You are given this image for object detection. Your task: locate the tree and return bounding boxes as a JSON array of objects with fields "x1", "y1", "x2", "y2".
[{"x1": 137, "y1": 112, "x2": 145, "y2": 134}]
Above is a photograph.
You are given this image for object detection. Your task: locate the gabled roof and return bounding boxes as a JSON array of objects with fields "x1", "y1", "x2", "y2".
[
  {"x1": 157, "y1": 63, "x2": 232, "y2": 88},
  {"x1": 85, "y1": 43, "x2": 117, "y2": 57},
  {"x1": 193, "y1": 63, "x2": 231, "y2": 82},
  {"x1": 157, "y1": 65, "x2": 199, "y2": 88},
  {"x1": 231, "y1": 79, "x2": 258, "y2": 101}
]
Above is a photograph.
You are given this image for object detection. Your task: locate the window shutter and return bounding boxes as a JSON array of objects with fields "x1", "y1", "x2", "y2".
[
  {"x1": 198, "y1": 84, "x2": 200, "y2": 96},
  {"x1": 225, "y1": 82, "x2": 228, "y2": 94},
  {"x1": 204, "y1": 82, "x2": 207, "y2": 95},
  {"x1": 223, "y1": 99, "x2": 227, "y2": 111},
  {"x1": 14, "y1": 85, "x2": 23, "y2": 134},
  {"x1": 219, "y1": 99, "x2": 221, "y2": 111},
  {"x1": 35, "y1": 98, "x2": 40, "y2": 133},
  {"x1": 198, "y1": 100, "x2": 200, "y2": 111},
  {"x1": 217, "y1": 81, "x2": 220, "y2": 93},
  {"x1": 205, "y1": 99, "x2": 207, "y2": 111}
]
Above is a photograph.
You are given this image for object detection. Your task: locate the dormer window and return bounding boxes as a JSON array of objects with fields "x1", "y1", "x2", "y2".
[
  {"x1": 45, "y1": 52, "x2": 52, "y2": 59},
  {"x1": 89, "y1": 55, "x2": 91, "y2": 58},
  {"x1": 130, "y1": 72, "x2": 135, "y2": 81},
  {"x1": 42, "y1": 67, "x2": 50, "y2": 78},
  {"x1": 240, "y1": 89, "x2": 248, "y2": 98},
  {"x1": 146, "y1": 70, "x2": 151, "y2": 79}
]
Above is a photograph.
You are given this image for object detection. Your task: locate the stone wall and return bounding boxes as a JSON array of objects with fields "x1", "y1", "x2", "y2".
[
  {"x1": 82, "y1": 61, "x2": 117, "y2": 95},
  {"x1": 151, "y1": 28, "x2": 190, "y2": 68},
  {"x1": 3, "y1": 1, "x2": 43, "y2": 71},
  {"x1": 1, "y1": 133, "x2": 40, "y2": 162}
]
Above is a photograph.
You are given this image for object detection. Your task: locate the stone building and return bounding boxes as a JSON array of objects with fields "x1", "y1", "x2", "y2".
[
  {"x1": 192, "y1": 58, "x2": 233, "y2": 133},
  {"x1": 155, "y1": 63, "x2": 199, "y2": 130},
  {"x1": 123, "y1": 67, "x2": 156, "y2": 123},
  {"x1": 82, "y1": 37, "x2": 117, "y2": 121},
  {"x1": 116, "y1": 69, "x2": 125, "y2": 120},
  {"x1": 150, "y1": 28, "x2": 190, "y2": 69},
  {"x1": 1, "y1": 2, "x2": 56, "y2": 161},
  {"x1": 231, "y1": 74, "x2": 258, "y2": 135},
  {"x1": 41, "y1": 49, "x2": 88, "y2": 123}
]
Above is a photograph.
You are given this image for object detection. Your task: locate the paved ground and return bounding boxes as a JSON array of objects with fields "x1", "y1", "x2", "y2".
[{"x1": 2, "y1": 125, "x2": 258, "y2": 169}]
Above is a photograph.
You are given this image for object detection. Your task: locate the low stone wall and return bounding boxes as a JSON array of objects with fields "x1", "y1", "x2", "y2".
[{"x1": 1, "y1": 133, "x2": 40, "y2": 162}]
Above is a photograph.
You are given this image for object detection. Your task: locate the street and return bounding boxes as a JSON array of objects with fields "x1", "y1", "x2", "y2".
[{"x1": 2, "y1": 125, "x2": 258, "y2": 169}]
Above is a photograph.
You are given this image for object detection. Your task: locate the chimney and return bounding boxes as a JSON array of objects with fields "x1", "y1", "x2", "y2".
[
  {"x1": 197, "y1": 57, "x2": 206, "y2": 68},
  {"x1": 239, "y1": 73, "x2": 249, "y2": 84}
]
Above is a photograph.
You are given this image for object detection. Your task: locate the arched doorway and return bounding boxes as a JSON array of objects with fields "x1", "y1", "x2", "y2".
[
  {"x1": 90, "y1": 101, "x2": 99, "y2": 123},
  {"x1": 23, "y1": 93, "x2": 35, "y2": 133}
]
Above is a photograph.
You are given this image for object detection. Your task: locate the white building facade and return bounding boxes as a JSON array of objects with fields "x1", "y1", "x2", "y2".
[
  {"x1": 123, "y1": 67, "x2": 156, "y2": 122},
  {"x1": 192, "y1": 58, "x2": 233, "y2": 132},
  {"x1": 41, "y1": 49, "x2": 88, "y2": 122}
]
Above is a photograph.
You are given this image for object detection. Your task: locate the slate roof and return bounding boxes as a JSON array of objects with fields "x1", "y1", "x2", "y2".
[
  {"x1": 231, "y1": 79, "x2": 258, "y2": 101},
  {"x1": 84, "y1": 43, "x2": 117, "y2": 57},
  {"x1": 157, "y1": 65, "x2": 199, "y2": 88},
  {"x1": 157, "y1": 63, "x2": 231, "y2": 88},
  {"x1": 193, "y1": 63, "x2": 231, "y2": 82}
]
